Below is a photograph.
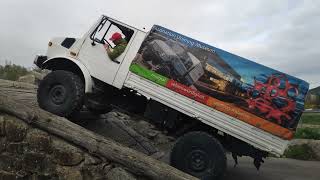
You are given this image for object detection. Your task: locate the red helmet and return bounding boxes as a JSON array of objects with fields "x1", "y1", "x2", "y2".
[{"x1": 109, "y1": 32, "x2": 122, "y2": 41}]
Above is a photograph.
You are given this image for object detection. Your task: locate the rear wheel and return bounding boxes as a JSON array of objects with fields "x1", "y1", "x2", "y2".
[
  {"x1": 37, "y1": 70, "x2": 84, "y2": 117},
  {"x1": 170, "y1": 131, "x2": 226, "y2": 180}
]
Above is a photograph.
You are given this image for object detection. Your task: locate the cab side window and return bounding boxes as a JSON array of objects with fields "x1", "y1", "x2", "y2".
[{"x1": 91, "y1": 18, "x2": 134, "y2": 48}]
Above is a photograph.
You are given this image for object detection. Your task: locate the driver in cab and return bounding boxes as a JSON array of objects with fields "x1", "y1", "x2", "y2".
[{"x1": 104, "y1": 32, "x2": 127, "y2": 62}]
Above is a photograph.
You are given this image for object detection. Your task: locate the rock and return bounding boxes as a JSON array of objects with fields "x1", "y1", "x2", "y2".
[
  {"x1": 143, "y1": 129, "x2": 159, "y2": 139},
  {"x1": 30, "y1": 71, "x2": 45, "y2": 80},
  {"x1": 289, "y1": 139, "x2": 320, "y2": 159},
  {"x1": 56, "y1": 166, "x2": 83, "y2": 180},
  {"x1": 103, "y1": 164, "x2": 115, "y2": 174},
  {"x1": 6, "y1": 142, "x2": 27, "y2": 154},
  {"x1": 21, "y1": 152, "x2": 56, "y2": 175},
  {"x1": 109, "y1": 111, "x2": 130, "y2": 120},
  {"x1": 28, "y1": 174, "x2": 58, "y2": 180},
  {"x1": 52, "y1": 138, "x2": 84, "y2": 166},
  {"x1": 18, "y1": 74, "x2": 36, "y2": 84},
  {"x1": 0, "y1": 79, "x2": 37, "y2": 90},
  {"x1": 0, "y1": 170, "x2": 17, "y2": 180},
  {"x1": 0, "y1": 116, "x2": 5, "y2": 136},
  {"x1": 81, "y1": 164, "x2": 106, "y2": 180},
  {"x1": 4, "y1": 117, "x2": 28, "y2": 142},
  {"x1": 22, "y1": 152, "x2": 46, "y2": 172},
  {"x1": 0, "y1": 138, "x2": 6, "y2": 152},
  {"x1": 131, "y1": 120, "x2": 159, "y2": 139},
  {"x1": 153, "y1": 133, "x2": 174, "y2": 145},
  {"x1": 26, "y1": 129, "x2": 51, "y2": 153},
  {"x1": 106, "y1": 167, "x2": 137, "y2": 180},
  {"x1": 15, "y1": 170, "x2": 28, "y2": 179},
  {"x1": 0, "y1": 153, "x2": 22, "y2": 172},
  {"x1": 149, "y1": 151, "x2": 165, "y2": 160},
  {"x1": 18, "y1": 71, "x2": 46, "y2": 85},
  {"x1": 84, "y1": 153, "x2": 102, "y2": 165}
]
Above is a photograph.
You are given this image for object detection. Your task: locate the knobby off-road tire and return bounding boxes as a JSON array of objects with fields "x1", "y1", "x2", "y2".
[
  {"x1": 170, "y1": 131, "x2": 227, "y2": 180},
  {"x1": 37, "y1": 70, "x2": 84, "y2": 117}
]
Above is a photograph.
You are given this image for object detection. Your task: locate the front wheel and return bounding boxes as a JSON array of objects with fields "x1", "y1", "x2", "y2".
[
  {"x1": 37, "y1": 70, "x2": 85, "y2": 117},
  {"x1": 170, "y1": 131, "x2": 226, "y2": 180}
]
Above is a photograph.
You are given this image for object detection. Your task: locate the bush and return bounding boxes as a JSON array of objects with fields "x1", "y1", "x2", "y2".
[
  {"x1": 301, "y1": 113, "x2": 320, "y2": 125},
  {"x1": 294, "y1": 128, "x2": 320, "y2": 140},
  {"x1": 0, "y1": 62, "x2": 30, "y2": 81},
  {"x1": 305, "y1": 104, "x2": 320, "y2": 109},
  {"x1": 284, "y1": 144, "x2": 318, "y2": 160}
]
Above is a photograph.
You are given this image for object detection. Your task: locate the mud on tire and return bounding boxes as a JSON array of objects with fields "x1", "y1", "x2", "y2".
[
  {"x1": 170, "y1": 131, "x2": 226, "y2": 180},
  {"x1": 37, "y1": 70, "x2": 84, "y2": 117}
]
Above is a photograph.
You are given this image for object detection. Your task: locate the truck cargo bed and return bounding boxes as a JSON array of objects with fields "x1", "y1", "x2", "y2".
[{"x1": 125, "y1": 72, "x2": 289, "y2": 155}]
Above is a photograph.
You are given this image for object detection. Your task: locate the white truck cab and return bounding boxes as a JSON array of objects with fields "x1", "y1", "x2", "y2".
[
  {"x1": 35, "y1": 16, "x2": 147, "y2": 92},
  {"x1": 34, "y1": 15, "x2": 309, "y2": 180}
]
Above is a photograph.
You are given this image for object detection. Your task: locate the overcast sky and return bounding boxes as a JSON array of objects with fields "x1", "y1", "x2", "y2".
[{"x1": 0, "y1": 0, "x2": 319, "y2": 88}]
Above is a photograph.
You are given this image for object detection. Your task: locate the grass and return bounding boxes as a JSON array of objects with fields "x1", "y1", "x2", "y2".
[
  {"x1": 280, "y1": 113, "x2": 319, "y2": 160},
  {"x1": 291, "y1": 115, "x2": 320, "y2": 161},
  {"x1": 284, "y1": 144, "x2": 318, "y2": 160},
  {"x1": 300, "y1": 113, "x2": 320, "y2": 125},
  {"x1": 294, "y1": 127, "x2": 320, "y2": 140}
]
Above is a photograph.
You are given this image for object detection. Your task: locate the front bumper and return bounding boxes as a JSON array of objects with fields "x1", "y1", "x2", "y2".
[{"x1": 34, "y1": 55, "x2": 47, "y2": 68}]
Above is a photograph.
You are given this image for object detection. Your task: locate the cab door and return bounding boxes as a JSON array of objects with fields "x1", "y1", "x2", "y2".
[{"x1": 78, "y1": 17, "x2": 135, "y2": 85}]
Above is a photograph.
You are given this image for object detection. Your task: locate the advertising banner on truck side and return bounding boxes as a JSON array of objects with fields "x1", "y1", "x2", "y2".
[{"x1": 130, "y1": 25, "x2": 309, "y2": 140}]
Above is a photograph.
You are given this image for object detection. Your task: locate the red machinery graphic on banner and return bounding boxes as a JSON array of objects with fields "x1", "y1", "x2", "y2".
[{"x1": 247, "y1": 74, "x2": 299, "y2": 127}]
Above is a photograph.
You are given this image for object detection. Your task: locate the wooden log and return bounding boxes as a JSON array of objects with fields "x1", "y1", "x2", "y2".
[{"x1": 0, "y1": 88, "x2": 197, "y2": 180}]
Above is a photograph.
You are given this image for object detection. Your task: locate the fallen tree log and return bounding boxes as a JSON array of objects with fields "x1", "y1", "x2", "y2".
[{"x1": 0, "y1": 86, "x2": 197, "y2": 180}]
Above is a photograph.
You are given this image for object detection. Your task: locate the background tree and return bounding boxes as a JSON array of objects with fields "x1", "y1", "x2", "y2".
[{"x1": 0, "y1": 61, "x2": 30, "y2": 81}]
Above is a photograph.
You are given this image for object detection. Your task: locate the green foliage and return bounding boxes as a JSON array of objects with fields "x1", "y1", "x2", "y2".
[
  {"x1": 294, "y1": 127, "x2": 320, "y2": 140},
  {"x1": 284, "y1": 144, "x2": 318, "y2": 160},
  {"x1": 0, "y1": 62, "x2": 30, "y2": 81},
  {"x1": 305, "y1": 104, "x2": 320, "y2": 109},
  {"x1": 309, "y1": 86, "x2": 320, "y2": 95},
  {"x1": 305, "y1": 86, "x2": 320, "y2": 109},
  {"x1": 301, "y1": 113, "x2": 320, "y2": 125}
]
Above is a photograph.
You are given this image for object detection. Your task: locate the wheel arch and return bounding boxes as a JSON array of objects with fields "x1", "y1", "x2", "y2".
[{"x1": 42, "y1": 57, "x2": 93, "y2": 93}]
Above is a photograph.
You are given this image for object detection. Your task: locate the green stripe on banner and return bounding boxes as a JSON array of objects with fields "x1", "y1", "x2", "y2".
[{"x1": 129, "y1": 64, "x2": 169, "y2": 86}]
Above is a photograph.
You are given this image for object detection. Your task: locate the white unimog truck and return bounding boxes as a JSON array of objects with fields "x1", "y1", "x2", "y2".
[{"x1": 34, "y1": 15, "x2": 309, "y2": 180}]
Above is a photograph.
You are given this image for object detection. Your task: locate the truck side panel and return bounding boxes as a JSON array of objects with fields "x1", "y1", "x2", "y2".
[
  {"x1": 125, "y1": 72, "x2": 289, "y2": 155},
  {"x1": 128, "y1": 25, "x2": 309, "y2": 140}
]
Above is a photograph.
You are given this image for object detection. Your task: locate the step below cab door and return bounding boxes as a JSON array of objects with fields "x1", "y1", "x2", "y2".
[{"x1": 78, "y1": 16, "x2": 136, "y2": 86}]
